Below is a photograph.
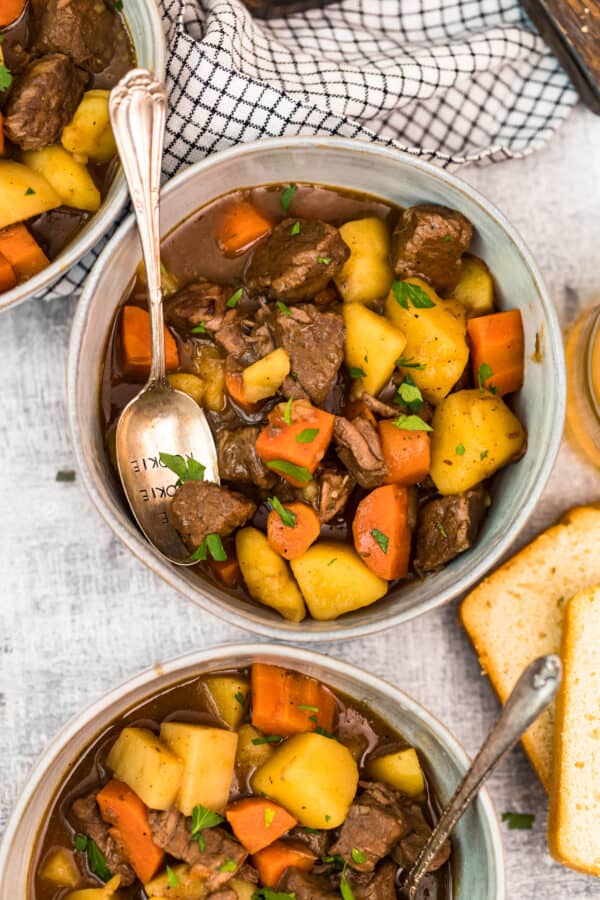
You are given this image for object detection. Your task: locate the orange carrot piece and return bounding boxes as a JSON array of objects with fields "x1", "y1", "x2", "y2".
[
  {"x1": 352, "y1": 484, "x2": 411, "y2": 580},
  {"x1": 0, "y1": 251, "x2": 16, "y2": 293},
  {"x1": 255, "y1": 400, "x2": 335, "y2": 487},
  {"x1": 96, "y1": 780, "x2": 164, "y2": 884},
  {"x1": 467, "y1": 309, "x2": 524, "y2": 396},
  {"x1": 226, "y1": 798, "x2": 297, "y2": 854},
  {"x1": 251, "y1": 662, "x2": 337, "y2": 736},
  {"x1": 0, "y1": 224, "x2": 49, "y2": 280},
  {"x1": 225, "y1": 369, "x2": 259, "y2": 413},
  {"x1": 267, "y1": 501, "x2": 321, "y2": 561},
  {"x1": 218, "y1": 200, "x2": 272, "y2": 256},
  {"x1": 252, "y1": 839, "x2": 316, "y2": 888},
  {"x1": 208, "y1": 553, "x2": 241, "y2": 588},
  {"x1": 379, "y1": 420, "x2": 431, "y2": 486},
  {"x1": 120, "y1": 305, "x2": 179, "y2": 379},
  {"x1": 0, "y1": 0, "x2": 26, "y2": 27}
]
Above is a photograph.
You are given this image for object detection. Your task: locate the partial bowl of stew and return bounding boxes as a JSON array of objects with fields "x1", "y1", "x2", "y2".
[
  {"x1": 0, "y1": 643, "x2": 505, "y2": 899},
  {"x1": 68, "y1": 136, "x2": 565, "y2": 638},
  {"x1": 0, "y1": 0, "x2": 166, "y2": 313}
]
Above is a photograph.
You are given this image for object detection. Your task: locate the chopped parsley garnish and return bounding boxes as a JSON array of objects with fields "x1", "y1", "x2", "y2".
[
  {"x1": 480, "y1": 449, "x2": 489, "y2": 460},
  {"x1": 73, "y1": 835, "x2": 112, "y2": 882},
  {"x1": 317, "y1": 256, "x2": 332, "y2": 265},
  {"x1": 315, "y1": 725, "x2": 335, "y2": 739},
  {"x1": 253, "y1": 890, "x2": 296, "y2": 900},
  {"x1": 501, "y1": 811, "x2": 535, "y2": 830},
  {"x1": 327, "y1": 558, "x2": 337, "y2": 566},
  {"x1": 281, "y1": 183, "x2": 297, "y2": 212},
  {"x1": 477, "y1": 362, "x2": 497, "y2": 393},
  {"x1": 438, "y1": 523, "x2": 448, "y2": 539},
  {"x1": 321, "y1": 854, "x2": 344, "y2": 867},
  {"x1": 264, "y1": 807, "x2": 275, "y2": 828},
  {"x1": 267, "y1": 496, "x2": 297, "y2": 527},
  {"x1": 393, "y1": 414, "x2": 433, "y2": 432},
  {"x1": 277, "y1": 301, "x2": 292, "y2": 316},
  {"x1": 347, "y1": 366, "x2": 366, "y2": 379},
  {"x1": 325, "y1": 815, "x2": 331, "y2": 822},
  {"x1": 309, "y1": 714, "x2": 318, "y2": 724},
  {"x1": 370, "y1": 529, "x2": 389, "y2": 554},
  {"x1": 266, "y1": 459, "x2": 312, "y2": 483},
  {"x1": 351, "y1": 848, "x2": 367, "y2": 864},
  {"x1": 297, "y1": 704, "x2": 319, "y2": 712},
  {"x1": 234, "y1": 690, "x2": 246, "y2": 706},
  {"x1": 159, "y1": 452, "x2": 205, "y2": 486},
  {"x1": 392, "y1": 280, "x2": 436, "y2": 310},
  {"x1": 167, "y1": 865, "x2": 179, "y2": 888},
  {"x1": 219, "y1": 859, "x2": 237, "y2": 873},
  {"x1": 0, "y1": 65, "x2": 13, "y2": 92},
  {"x1": 296, "y1": 428, "x2": 319, "y2": 443},
  {"x1": 290, "y1": 221, "x2": 301, "y2": 236},
  {"x1": 283, "y1": 397, "x2": 293, "y2": 425},
  {"x1": 252, "y1": 735, "x2": 283, "y2": 745},
  {"x1": 396, "y1": 356, "x2": 426, "y2": 370},
  {"x1": 25, "y1": 186, "x2": 36, "y2": 196},
  {"x1": 226, "y1": 287, "x2": 244, "y2": 308},
  {"x1": 340, "y1": 862, "x2": 356, "y2": 900},
  {"x1": 191, "y1": 322, "x2": 207, "y2": 333},
  {"x1": 114, "y1": 0, "x2": 124, "y2": 10},
  {"x1": 396, "y1": 373, "x2": 423, "y2": 413},
  {"x1": 189, "y1": 533, "x2": 228, "y2": 563},
  {"x1": 190, "y1": 804, "x2": 224, "y2": 850},
  {"x1": 443, "y1": 234, "x2": 453, "y2": 242},
  {"x1": 455, "y1": 443, "x2": 466, "y2": 456},
  {"x1": 56, "y1": 469, "x2": 76, "y2": 482}
]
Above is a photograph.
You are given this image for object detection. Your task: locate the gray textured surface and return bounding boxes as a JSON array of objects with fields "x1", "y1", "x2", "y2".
[{"x1": 1, "y1": 105, "x2": 600, "y2": 898}]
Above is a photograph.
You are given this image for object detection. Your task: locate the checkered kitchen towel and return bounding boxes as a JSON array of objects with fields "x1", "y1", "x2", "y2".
[{"x1": 49, "y1": 0, "x2": 577, "y2": 298}]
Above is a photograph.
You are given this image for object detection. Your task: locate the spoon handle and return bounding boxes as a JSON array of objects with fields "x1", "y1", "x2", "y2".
[
  {"x1": 109, "y1": 69, "x2": 167, "y2": 384},
  {"x1": 403, "y1": 654, "x2": 562, "y2": 898}
]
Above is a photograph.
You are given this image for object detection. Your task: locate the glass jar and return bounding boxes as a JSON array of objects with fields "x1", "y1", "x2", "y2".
[{"x1": 565, "y1": 304, "x2": 600, "y2": 468}]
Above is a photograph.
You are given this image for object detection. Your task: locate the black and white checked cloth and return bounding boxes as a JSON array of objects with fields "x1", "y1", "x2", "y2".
[{"x1": 48, "y1": 0, "x2": 577, "y2": 298}]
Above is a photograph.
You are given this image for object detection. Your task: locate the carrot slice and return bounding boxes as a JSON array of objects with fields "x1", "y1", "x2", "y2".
[
  {"x1": 226, "y1": 798, "x2": 297, "y2": 854},
  {"x1": 251, "y1": 662, "x2": 337, "y2": 736},
  {"x1": 120, "y1": 305, "x2": 179, "y2": 378},
  {"x1": 467, "y1": 309, "x2": 524, "y2": 396},
  {"x1": 267, "y1": 501, "x2": 321, "y2": 561},
  {"x1": 96, "y1": 780, "x2": 164, "y2": 883},
  {"x1": 208, "y1": 553, "x2": 241, "y2": 588},
  {"x1": 352, "y1": 484, "x2": 411, "y2": 580},
  {"x1": 379, "y1": 420, "x2": 431, "y2": 486},
  {"x1": 0, "y1": 0, "x2": 26, "y2": 27},
  {"x1": 252, "y1": 839, "x2": 316, "y2": 888},
  {"x1": 218, "y1": 200, "x2": 272, "y2": 256},
  {"x1": 0, "y1": 250, "x2": 16, "y2": 292},
  {"x1": 255, "y1": 400, "x2": 335, "y2": 487},
  {"x1": 0, "y1": 224, "x2": 49, "y2": 280}
]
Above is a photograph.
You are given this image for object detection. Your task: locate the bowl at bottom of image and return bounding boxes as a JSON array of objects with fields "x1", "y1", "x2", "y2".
[
  {"x1": 68, "y1": 136, "x2": 566, "y2": 640},
  {"x1": 0, "y1": 643, "x2": 505, "y2": 899}
]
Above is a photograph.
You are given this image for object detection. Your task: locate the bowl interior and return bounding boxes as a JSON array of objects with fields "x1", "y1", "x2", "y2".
[
  {"x1": 0, "y1": 0, "x2": 166, "y2": 313},
  {"x1": 0, "y1": 644, "x2": 504, "y2": 899},
  {"x1": 69, "y1": 137, "x2": 565, "y2": 639}
]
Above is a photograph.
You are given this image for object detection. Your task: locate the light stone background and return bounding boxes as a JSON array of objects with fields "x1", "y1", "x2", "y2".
[{"x1": 2, "y1": 104, "x2": 600, "y2": 899}]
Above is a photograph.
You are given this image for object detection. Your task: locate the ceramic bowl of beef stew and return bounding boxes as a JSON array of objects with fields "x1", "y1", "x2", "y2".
[
  {"x1": 0, "y1": 0, "x2": 166, "y2": 313},
  {"x1": 0, "y1": 644, "x2": 505, "y2": 899},
  {"x1": 68, "y1": 136, "x2": 565, "y2": 639}
]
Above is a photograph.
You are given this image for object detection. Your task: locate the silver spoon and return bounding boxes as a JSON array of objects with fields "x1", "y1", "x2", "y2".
[
  {"x1": 109, "y1": 69, "x2": 219, "y2": 564},
  {"x1": 401, "y1": 654, "x2": 562, "y2": 898}
]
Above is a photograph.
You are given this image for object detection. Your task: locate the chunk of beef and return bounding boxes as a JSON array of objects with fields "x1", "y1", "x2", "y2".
[
  {"x1": 3, "y1": 53, "x2": 87, "y2": 150},
  {"x1": 165, "y1": 280, "x2": 230, "y2": 334},
  {"x1": 317, "y1": 467, "x2": 355, "y2": 523},
  {"x1": 169, "y1": 481, "x2": 256, "y2": 551},
  {"x1": 217, "y1": 427, "x2": 276, "y2": 489},
  {"x1": 280, "y1": 375, "x2": 310, "y2": 402},
  {"x1": 346, "y1": 860, "x2": 398, "y2": 900},
  {"x1": 29, "y1": 207, "x2": 91, "y2": 259},
  {"x1": 333, "y1": 417, "x2": 387, "y2": 488},
  {"x1": 71, "y1": 794, "x2": 135, "y2": 886},
  {"x1": 289, "y1": 826, "x2": 331, "y2": 859},
  {"x1": 209, "y1": 891, "x2": 237, "y2": 900},
  {"x1": 330, "y1": 793, "x2": 405, "y2": 872},
  {"x1": 31, "y1": 0, "x2": 122, "y2": 73},
  {"x1": 269, "y1": 304, "x2": 344, "y2": 405},
  {"x1": 215, "y1": 315, "x2": 275, "y2": 365},
  {"x1": 149, "y1": 809, "x2": 247, "y2": 888},
  {"x1": 245, "y1": 218, "x2": 349, "y2": 301},
  {"x1": 393, "y1": 204, "x2": 473, "y2": 294},
  {"x1": 278, "y1": 868, "x2": 339, "y2": 900},
  {"x1": 414, "y1": 486, "x2": 489, "y2": 573}
]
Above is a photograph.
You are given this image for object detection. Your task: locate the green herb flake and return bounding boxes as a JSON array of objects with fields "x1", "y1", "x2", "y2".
[
  {"x1": 267, "y1": 496, "x2": 297, "y2": 528},
  {"x1": 321, "y1": 854, "x2": 344, "y2": 867},
  {"x1": 234, "y1": 690, "x2": 246, "y2": 707},
  {"x1": 396, "y1": 356, "x2": 426, "y2": 370},
  {"x1": 370, "y1": 529, "x2": 389, "y2": 554},
  {"x1": 315, "y1": 725, "x2": 335, "y2": 739},
  {"x1": 303, "y1": 827, "x2": 320, "y2": 834},
  {"x1": 392, "y1": 280, "x2": 436, "y2": 310},
  {"x1": 159, "y1": 452, "x2": 205, "y2": 486},
  {"x1": 277, "y1": 301, "x2": 292, "y2": 316},
  {"x1": 325, "y1": 815, "x2": 331, "y2": 823},
  {"x1": 189, "y1": 533, "x2": 227, "y2": 563},
  {"x1": 167, "y1": 866, "x2": 179, "y2": 888},
  {"x1": 340, "y1": 863, "x2": 356, "y2": 900},
  {"x1": 283, "y1": 397, "x2": 293, "y2": 425},
  {"x1": 501, "y1": 811, "x2": 535, "y2": 830},
  {"x1": 297, "y1": 704, "x2": 319, "y2": 712},
  {"x1": 264, "y1": 807, "x2": 275, "y2": 828},
  {"x1": 85, "y1": 838, "x2": 112, "y2": 882},
  {"x1": 443, "y1": 235, "x2": 453, "y2": 242},
  {"x1": 396, "y1": 373, "x2": 423, "y2": 413},
  {"x1": 56, "y1": 469, "x2": 76, "y2": 482},
  {"x1": 393, "y1": 414, "x2": 433, "y2": 432},
  {"x1": 438, "y1": 523, "x2": 448, "y2": 539},
  {"x1": 0, "y1": 65, "x2": 13, "y2": 92},
  {"x1": 74, "y1": 834, "x2": 88, "y2": 852},
  {"x1": 347, "y1": 366, "x2": 366, "y2": 379},
  {"x1": 455, "y1": 443, "x2": 466, "y2": 456},
  {"x1": 351, "y1": 848, "x2": 367, "y2": 864},
  {"x1": 317, "y1": 256, "x2": 332, "y2": 265},
  {"x1": 296, "y1": 428, "x2": 319, "y2": 444},
  {"x1": 226, "y1": 287, "x2": 244, "y2": 308},
  {"x1": 25, "y1": 187, "x2": 36, "y2": 196},
  {"x1": 191, "y1": 322, "x2": 207, "y2": 334},
  {"x1": 290, "y1": 221, "x2": 301, "y2": 236},
  {"x1": 480, "y1": 449, "x2": 489, "y2": 461},
  {"x1": 477, "y1": 362, "x2": 497, "y2": 393},
  {"x1": 252, "y1": 735, "x2": 283, "y2": 745},
  {"x1": 219, "y1": 859, "x2": 237, "y2": 873},
  {"x1": 327, "y1": 558, "x2": 337, "y2": 566},
  {"x1": 253, "y1": 889, "x2": 296, "y2": 900},
  {"x1": 114, "y1": 0, "x2": 124, "y2": 10},
  {"x1": 197, "y1": 833, "x2": 206, "y2": 851},
  {"x1": 191, "y1": 804, "x2": 225, "y2": 836},
  {"x1": 266, "y1": 459, "x2": 312, "y2": 484},
  {"x1": 281, "y1": 183, "x2": 298, "y2": 212}
]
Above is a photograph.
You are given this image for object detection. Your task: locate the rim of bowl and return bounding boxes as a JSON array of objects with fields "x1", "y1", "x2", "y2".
[
  {"x1": 0, "y1": 642, "x2": 506, "y2": 898},
  {"x1": 0, "y1": 2, "x2": 167, "y2": 315},
  {"x1": 68, "y1": 136, "x2": 566, "y2": 641}
]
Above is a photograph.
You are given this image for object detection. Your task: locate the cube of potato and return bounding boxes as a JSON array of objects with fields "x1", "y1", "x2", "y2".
[
  {"x1": 335, "y1": 217, "x2": 393, "y2": 305},
  {"x1": 451, "y1": 255, "x2": 495, "y2": 317},
  {"x1": 235, "y1": 723, "x2": 275, "y2": 772},
  {"x1": 106, "y1": 727, "x2": 183, "y2": 810},
  {"x1": 236, "y1": 527, "x2": 306, "y2": 623},
  {"x1": 385, "y1": 278, "x2": 469, "y2": 405},
  {"x1": 365, "y1": 747, "x2": 425, "y2": 797},
  {"x1": 66, "y1": 875, "x2": 121, "y2": 900},
  {"x1": 229, "y1": 879, "x2": 257, "y2": 900},
  {"x1": 40, "y1": 848, "x2": 80, "y2": 887},
  {"x1": 242, "y1": 347, "x2": 290, "y2": 403},
  {"x1": 61, "y1": 90, "x2": 117, "y2": 164},
  {"x1": 0, "y1": 160, "x2": 61, "y2": 229},
  {"x1": 168, "y1": 373, "x2": 205, "y2": 405},
  {"x1": 145, "y1": 864, "x2": 205, "y2": 900},
  {"x1": 430, "y1": 389, "x2": 526, "y2": 495},
  {"x1": 205, "y1": 674, "x2": 250, "y2": 729},
  {"x1": 252, "y1": 732, "x2": 359, "y2": 829},
  {"x1": 160, "y1": 722, "x2": 237, "y2": 815},
  {"x1": 290, "y1": 542, "x2": 387, "y2": 620},
  {"x1": 343, "y1": 302, "x2": 406, "y2": 396},
  {"x1": 22, "y1": 146, "x2": 101, "y2": 212},
  {"x1": 190, "y1": 344, "x2": 225, "y2": 412}
]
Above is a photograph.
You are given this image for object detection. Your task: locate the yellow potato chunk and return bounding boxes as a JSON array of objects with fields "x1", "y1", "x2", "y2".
[
  {"x1": 290, "y1": 542, "x2": 387, "y2": 620},
  {"x1": 0, "y1": 160, "x2": 61, "y2": 229},
  {"x1": 451, "y1": 254, "x2": 495, "y2": 317},
  {"x1": 160, "y1": 722, "x2": 238, "y2": 815},
  {"x1": 62, "y1": 90, "x2": 117, "y2": 164},
  {"x1": 229, "y1": 879, "x2": 257, "y2": 900},
  {"x1": 145, "y1": 865, "x2": 205, "y2": 900},
  {"x1": 205, "y1": 674, "x2": 250, "y2": 729},
  {"x1": 168, "y1": 373, "x2": 205, "y2": 404},
  {"x1": 252, "y1": 732, "x2": 359, "y2": 828},
  {"x1": 235, "y1": 723, "x2": 275, "y2": 772},
  {"x1": 242, "y1": 347, "x2": 290, "y2": 403},
  {"x1": 190, "y1": 344, "x2": 225, "y2": 412},
  {"x1": 343, "y1": 302, "x2": 406, "y2": 396},
  {"x1": 66, "y1": 875, "x2": 120, "y2": 900},
  {"x1": 22, "y1": 146, "x2": 101, "y2": 212},
  {"x1": 365, "y1": 747, "x2": 425, "y2": 797},
  {"x1": 385, "y1": 277, "x2": 469, "y2": 405},
  {"x1": 40, "y1": 849, "x2": 80, "y2": 887},
  {"x1": 106, "y1": 727, "x2": 183, "y2": 810},
  {"x1": 335, "y1": 217, "x2": 393, "y2": 305},
  {"x1": 430, "y1": 388, "x2": 526, "y2": 495},
  {"x1": 236, "y1": 526, "x2": 306, "y2": 622}
]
